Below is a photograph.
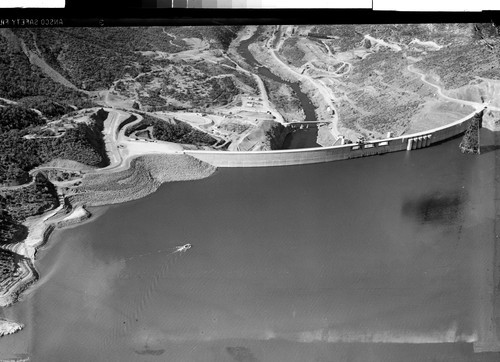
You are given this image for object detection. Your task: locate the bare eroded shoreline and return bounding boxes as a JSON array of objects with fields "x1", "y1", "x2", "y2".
[{"x1": 0, "y1": 152, "x2": 216, "y2": 336}]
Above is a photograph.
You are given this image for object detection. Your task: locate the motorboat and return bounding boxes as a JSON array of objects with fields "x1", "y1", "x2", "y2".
[{"x1": 175, "y1": 244, "x2": 192, "y2": 252}]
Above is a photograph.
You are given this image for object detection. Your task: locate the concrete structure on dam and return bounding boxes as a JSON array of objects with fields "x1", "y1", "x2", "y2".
[{"x1": 185, "y1": 109, "x2": 484, "y2": 168}]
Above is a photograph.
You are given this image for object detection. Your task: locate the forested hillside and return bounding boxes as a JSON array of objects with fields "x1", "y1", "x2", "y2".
[
  {"x1": 0, "y1": 25, "x2": 241, "y2": 182},
  {"x1": 1, "y1": 173, "x2": 59, "y2": 222},
  {"x1": 0, "y1": 173, "x2": 59, "y2": 245},
  {"x1": 0, "y1": 25, "x2": 240, "y2": 124},
  {"x1": 0, "y1": 30, "x2": 92, "y2": 112},
  {"x1": 5, "y1": 26, "x2": 241, "y2": 93},
  {"x1": 0, "y1": 105, "x2": 45, "y2": 133},
  {"x1": 417, "y1": 24, "x2": 500, "y2": 88},
  {"x1": 125, "y1": 114, "x2": 217, "y2": 146},
  {"x1": 0, "y1": 107, "x2": 109, "y2": 185},
  {"x1": 165, "y1": 26, "x2": 241, "y2": 50}
]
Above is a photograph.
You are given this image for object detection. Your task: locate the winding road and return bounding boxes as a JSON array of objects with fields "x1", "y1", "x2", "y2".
[
  {"x1": 407, "y1": 65, "x2": 500, "y2": 112},
  {"x1": 98, "y1": 109, "x2": 183, "y2": 175}
]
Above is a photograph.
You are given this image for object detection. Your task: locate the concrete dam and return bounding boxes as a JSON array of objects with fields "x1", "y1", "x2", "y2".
[{"x1": 185, "y1": 110, "x2": 484, "y2": 168}]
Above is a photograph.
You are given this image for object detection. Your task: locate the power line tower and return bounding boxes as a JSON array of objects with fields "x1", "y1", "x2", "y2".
[{"x1": 459, "y1": 111, "x2": 483, "y2": 155}]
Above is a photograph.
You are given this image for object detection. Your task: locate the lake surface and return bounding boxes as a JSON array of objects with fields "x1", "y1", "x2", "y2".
[{"x1": 1, "y1": 133, "x2": 500, "y2": 361}]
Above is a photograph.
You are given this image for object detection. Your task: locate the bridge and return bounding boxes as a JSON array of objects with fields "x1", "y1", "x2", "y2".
[{"x1": 286, "y1": 121, "x2": 330, "y2": 129}]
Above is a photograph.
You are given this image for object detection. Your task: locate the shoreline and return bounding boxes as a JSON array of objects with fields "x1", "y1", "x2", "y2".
[
  {"x1": 55, "y1": 205, "x2": 91, "y2": 229},
  {"x1": 0, "y1": 251, "x2": 38, "y2": 308},
  {"x1": 0, "y1": 319, "x2": 23, "y2": 337},
  {"x1": 0, "y1": 152, "x2": 217, "y2": 337}
]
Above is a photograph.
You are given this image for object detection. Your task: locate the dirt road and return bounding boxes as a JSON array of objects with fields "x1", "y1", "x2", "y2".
[{"x1": 408, "y1": 65, "x2": 500, "y2": 111}]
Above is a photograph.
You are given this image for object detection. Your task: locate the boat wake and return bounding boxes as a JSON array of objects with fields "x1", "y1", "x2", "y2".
[
  {"x1": 123, "y1": 244, "x2": 191, "y2": 261},
  {"x1": 103, "y1": 243, "x2": 192, "y2": 348}
]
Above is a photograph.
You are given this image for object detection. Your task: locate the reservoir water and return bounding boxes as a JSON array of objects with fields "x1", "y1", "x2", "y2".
[{"x1": 1, "y1": 131, "x2": 500, "y2": 361}]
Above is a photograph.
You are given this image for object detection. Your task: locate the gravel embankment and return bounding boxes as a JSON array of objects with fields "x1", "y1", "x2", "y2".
[
  {"x1": 70, "y1": 154, "x2": 216, "y2": 207},
  {"x1": 0, "y1": 319, "x2": 24, "y2": 337}
]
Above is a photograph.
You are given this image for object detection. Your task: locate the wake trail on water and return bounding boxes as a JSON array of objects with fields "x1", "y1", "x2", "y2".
[
  {"x1": 123, "y1": 248, "x2": 173, "y2": 261},
  {"x1": 103, "y1": 245, "x2": 191, "y2": 347}
]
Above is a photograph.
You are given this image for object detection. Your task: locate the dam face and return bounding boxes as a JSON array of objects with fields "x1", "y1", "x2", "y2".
[{"x1": 186, "y1": 111, "x2": 480, "y2": 167}]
